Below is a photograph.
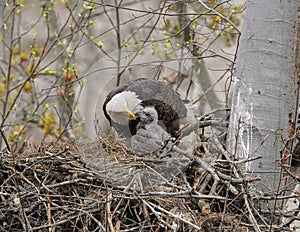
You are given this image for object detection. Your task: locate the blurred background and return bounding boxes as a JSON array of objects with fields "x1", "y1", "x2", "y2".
[{"x1": 0, "y1": 0, "x2": 245, "y2": 149}]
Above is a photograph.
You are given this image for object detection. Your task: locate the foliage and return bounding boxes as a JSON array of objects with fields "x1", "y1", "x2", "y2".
[{"x1": 0, "y1": 0, "x2": 244, "y2": 151}]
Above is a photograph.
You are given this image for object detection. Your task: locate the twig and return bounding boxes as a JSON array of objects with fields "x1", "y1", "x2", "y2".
[
  {"x1": 46, "y1": 195, "x2": 52, "y2": 232},
  {"x1": 140, "y1": 198, "x2": 175, "y2": 230},
  {"x1": 105, "y1": 192, "x2": 115, "y2": 232},
  {"x1": 280, "y1": 164, "x2": 300, "y2": 181},
  {"x1": 0, "y1": 127, "x2": 11, "y2": 153},
  {"x1": 194, "y1": 158, "x2": 220, "y2": 195},
  {"x1": 215, "y1": 155, "x2": 262, "y2": 165},
  {"x1": 243, "y1": 195, "x2": 263, "y2": 232},
  {"x1": 137, "y1": 174, "x2": 150, "y2": 222},
  {"x1": 31, "y1": 209, "x2": 104, "y2": 231},
  {"x1": 13, "y1": 194, "x2": 33, "y2": 232},
  {"x1": 147, "y1": 201, "x2": 202, "y2": 230},
  {"x1": 180, "y1": 118, "x2": 228, "y2": 138},
  {"x1": 197, "y1": 0, "x2": 241, "y2": 32}
]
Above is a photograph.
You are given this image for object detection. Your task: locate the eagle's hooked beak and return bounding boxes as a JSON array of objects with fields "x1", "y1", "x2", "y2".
[{"x1": 125, "y1": 108, "x2": 136, "y2": 120}]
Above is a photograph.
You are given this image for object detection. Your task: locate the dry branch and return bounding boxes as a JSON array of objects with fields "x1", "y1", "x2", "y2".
[{"x1": 0, "y1": 134, "x2": 297, "y2": 231}]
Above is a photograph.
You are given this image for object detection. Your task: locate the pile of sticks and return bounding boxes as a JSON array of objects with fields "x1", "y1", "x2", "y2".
[{"x1": 0, "y1": 135, "x2": 297, "y2": 231}]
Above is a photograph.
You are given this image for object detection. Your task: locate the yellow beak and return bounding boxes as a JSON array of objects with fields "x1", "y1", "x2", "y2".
[{"x1": 125, "y1": 109, "x2": 136, "y2": 120}]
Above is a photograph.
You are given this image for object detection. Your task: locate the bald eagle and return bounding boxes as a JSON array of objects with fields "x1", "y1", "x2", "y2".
[{"x1": 103, "y1": 78, "x2": 187, "y2": 138}]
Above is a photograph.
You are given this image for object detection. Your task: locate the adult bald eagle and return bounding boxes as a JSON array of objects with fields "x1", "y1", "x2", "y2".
[{"x1": 103, "y1": 78, "x2": 187, "y2": 138}]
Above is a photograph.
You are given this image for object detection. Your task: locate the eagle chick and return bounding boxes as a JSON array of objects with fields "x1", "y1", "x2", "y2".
[{"x1": 131, "y1": 107, "x2": 171, "y2": 154}]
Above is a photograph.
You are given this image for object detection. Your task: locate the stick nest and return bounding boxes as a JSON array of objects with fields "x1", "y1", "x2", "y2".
[{"x1": 0, "y1": 134, "x2": 297, "y2": 231}]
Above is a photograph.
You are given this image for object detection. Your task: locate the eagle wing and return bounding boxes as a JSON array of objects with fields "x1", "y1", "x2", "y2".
[{"x1": 124, "y1": 78, "x2": 187, "y2": 118}]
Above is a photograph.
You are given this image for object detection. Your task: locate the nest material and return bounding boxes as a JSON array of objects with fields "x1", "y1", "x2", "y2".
[{"x1": 0, "y1": 134, "x2": 298, "y2": 231}]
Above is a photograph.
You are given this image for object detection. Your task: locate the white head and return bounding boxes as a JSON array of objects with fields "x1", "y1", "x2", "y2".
[{"x1": 106, "y1": 91, "x2": 143, "y2": 125}]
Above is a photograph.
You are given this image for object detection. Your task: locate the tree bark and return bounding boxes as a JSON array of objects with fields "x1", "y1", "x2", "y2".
[{"x1": 227, "y1": 1, "x2": 299, "y2": 193}]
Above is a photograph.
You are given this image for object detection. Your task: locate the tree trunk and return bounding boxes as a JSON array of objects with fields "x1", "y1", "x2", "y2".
[{"x1": 227, "y1": 1, "x2": 299, "y2": 195}]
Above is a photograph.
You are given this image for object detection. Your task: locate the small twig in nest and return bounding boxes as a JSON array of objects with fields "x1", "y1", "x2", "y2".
[
  {"x1": 146, "y1": 201, "x2": 202, "y2": 230},
  {"x1": 105, "y1": 192, "x2": 115, "y2": 232},
  {"x1": 140, "y1": 198, "x2": 175, "y2": 230}
]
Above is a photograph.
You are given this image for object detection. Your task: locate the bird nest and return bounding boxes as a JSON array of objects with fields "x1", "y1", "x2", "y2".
[{"x1": 0, "y1": 133, "x2": 297, "y2": 231}]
